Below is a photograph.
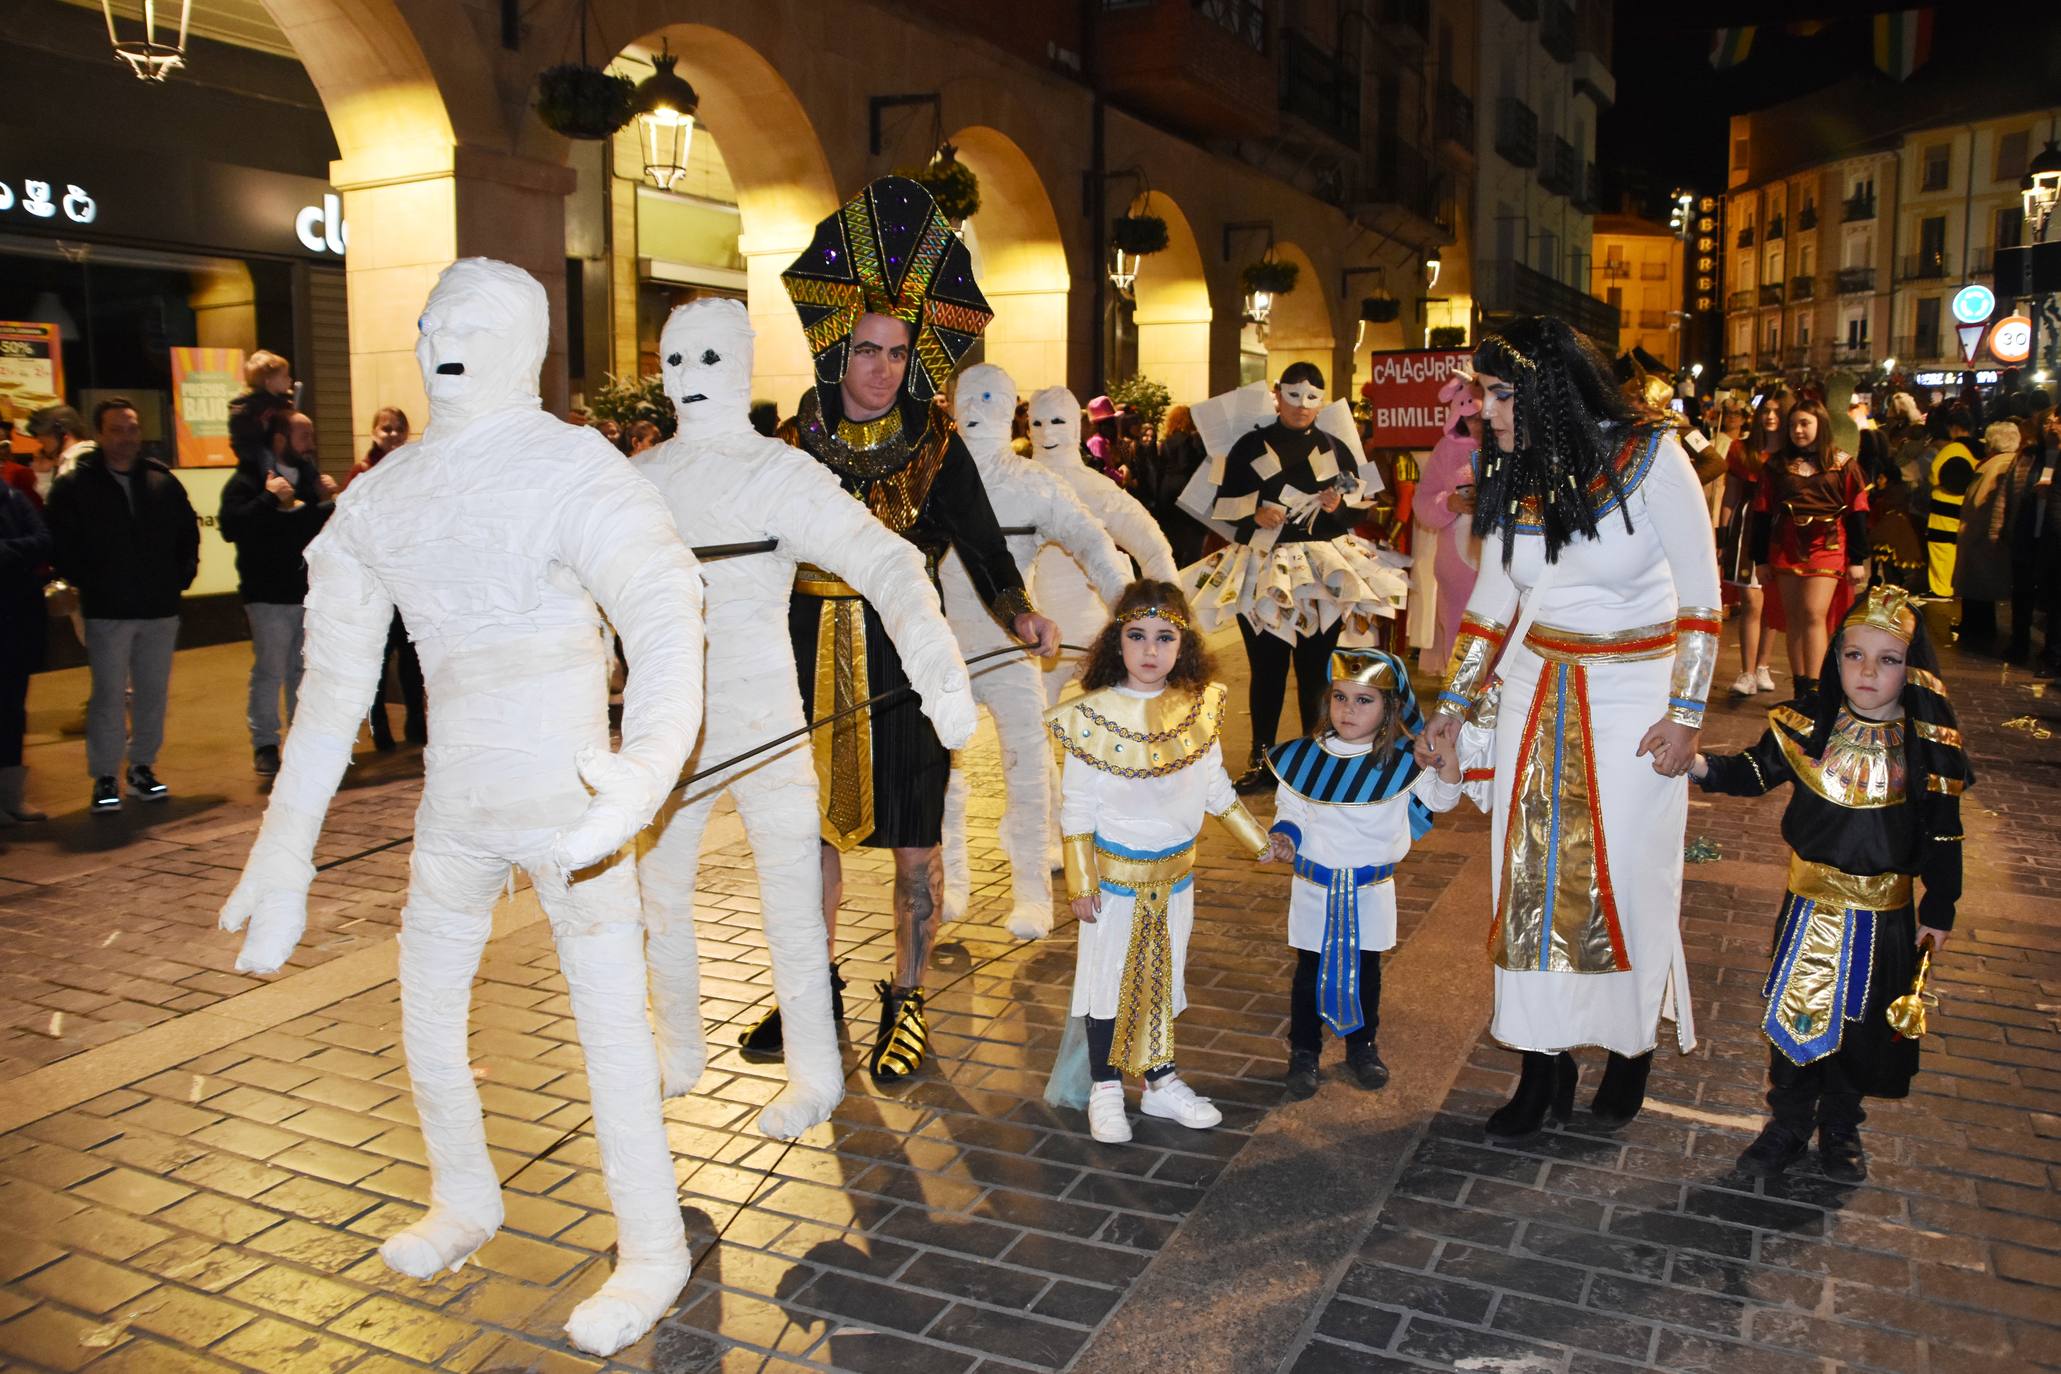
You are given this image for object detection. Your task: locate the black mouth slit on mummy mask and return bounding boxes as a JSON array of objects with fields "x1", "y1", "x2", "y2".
[
  {"x1": 680, "y1": 395, "x2": 707, "y2": 404},
  {"x1": 436, "y1": 362, "x2": 465, "y2": 375}
]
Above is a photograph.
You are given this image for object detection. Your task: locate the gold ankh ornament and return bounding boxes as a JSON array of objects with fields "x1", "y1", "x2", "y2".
[{"x1": 1886, "y1": 949, "x2": 1936, "y2": 1039}]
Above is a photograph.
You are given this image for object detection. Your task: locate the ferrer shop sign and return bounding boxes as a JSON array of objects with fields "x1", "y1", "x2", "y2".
[
  {"x1": 1359, "y1": 349, "x2": 1472, "y2": 448},
  {"x1": 294, "y1": 193, "x2": 348, "y2": 256},
  {"x1": 0, "y1": 179, "x2": 98, "y2": 224}
]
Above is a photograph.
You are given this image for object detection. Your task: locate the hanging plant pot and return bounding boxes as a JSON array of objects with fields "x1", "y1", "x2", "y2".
[
  {"x1": 1429, "y1": 325, "x2": 1467, "y2": 349},
  {"x1": 535, "y1": 64, "x2": 637, "y2": 140},
  {"x1": 894, "y1": 155, "x2": 981, "y2": 223},
  {"x1": 1241, "y1": 259, "x2": 1299, "y2": 295},
  {"x1": 1359, "y1": 295, "x2": 1401, "y2": 324},
  {"x1": 1111, "y1": 214, "x2": 1169, "y2": 256}
]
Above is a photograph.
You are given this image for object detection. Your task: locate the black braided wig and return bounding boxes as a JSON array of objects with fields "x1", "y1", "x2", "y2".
[{"x1": 1470, "y1": 316, "x2": 1642, "y2": 565}]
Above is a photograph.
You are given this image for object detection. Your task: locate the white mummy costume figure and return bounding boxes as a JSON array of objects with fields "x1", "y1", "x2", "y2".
[
  {"x1": 1026, "y1": 385, "x2": 1179, "y2": 710},
  {"x1": 939, "y1": 365, "x2": 1130, "y2": 940},
  {"x1": 218, "y1": 259, "x2": 705, "y2": 1357},
  {"x1": 632, "y1": 299, "x2": 977, "y2": 1133}
]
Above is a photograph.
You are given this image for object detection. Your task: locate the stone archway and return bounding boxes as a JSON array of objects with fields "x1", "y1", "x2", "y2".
[
  {"x1": 621, "y1": 23, "x2": 841, "y2": 410},
  {"x1": 948, "y1": 125, "x2": 1070, "y2": 391},
  {"x1": 1127, "y1": 191, "x2": 1213, "y2": 407},
  {"x1": 1258, "y1": 240, "x2": 1336, "y2": 389}
]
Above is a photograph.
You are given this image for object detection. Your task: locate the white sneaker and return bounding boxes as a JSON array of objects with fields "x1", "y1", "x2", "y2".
[
  {"x1": 1087, "y1": 1081, "x2": 1132, "y2": 1143},
  {"x1": 1754, "y1": 665, "x2": 1776, "y2": 692},
  {"x1": 1729, "y1": 671, "x2": 1757, "y2": 697},
  {"x1": 1140, "y1": 1073, "x2": 1223, "y2": 1129}
]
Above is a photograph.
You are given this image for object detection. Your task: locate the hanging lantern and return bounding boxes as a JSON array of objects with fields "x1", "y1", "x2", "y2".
[
  {"x1": 1424, "y1": 246, "x2": 1442, "y2": 289},
  {"x1": 2023, "y1": 137, "x2": 2061, "y2": 238},
  {"x1": 633, "y1": 42, "x2": 700, "y2": 192},
  {"x1": 1109, "y1": 246, "x2": 1141, "y2": 297},
  {"x1": 102, "y1": 0, "x2": 193, "y2": 81}
]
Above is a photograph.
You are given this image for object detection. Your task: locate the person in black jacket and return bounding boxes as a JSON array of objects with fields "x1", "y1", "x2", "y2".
[
  {"x1": 0, "y1": 482, "x2": 52, "y2": 823},
  {"x1": 43, "y1": 398, "x2": 200, "y2": 812},
  {"x1": 219, "y1": 408, "x2": 335, "y2": 776}
]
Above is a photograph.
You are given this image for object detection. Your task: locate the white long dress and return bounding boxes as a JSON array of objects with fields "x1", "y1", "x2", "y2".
[
  {"x1": 1270, "y1": 739, "x2": 1464, "y2": 954},
  {"x1": 1435, "y1": 427, "x2": 1722, "y2": 1057}
]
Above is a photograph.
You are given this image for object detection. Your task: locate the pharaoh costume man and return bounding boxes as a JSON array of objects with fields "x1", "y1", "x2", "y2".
[
  {"x1": 1696, "y1": 587, "x2": 1968, "y2": 1180},
  {"x1": 782, "y1": 176, "x2": 1037, "y2": 1079}
]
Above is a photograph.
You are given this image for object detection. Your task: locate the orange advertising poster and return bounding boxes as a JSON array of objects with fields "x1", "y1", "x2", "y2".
[
  {"x1": 170, "y1": 346, "x2": 246, "y2": 467},
  {"x1": 0, "y1": 321, "x2": 66, "y2": 457}
]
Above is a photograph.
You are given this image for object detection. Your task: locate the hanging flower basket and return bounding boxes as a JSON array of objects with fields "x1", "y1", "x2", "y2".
[
  {"x1": 535, "y1": 64, "x2": 637, "y2": 140},
  {"x1": 1111, "y1": 214, "x2": 1169, "y2": 256},
  {"x1": 1429, "y1": 325, "x2": 1467, "y2": 349},
  {"x1": 1359, "y1": 295, "x2": 1400, "y2": 324},
  {"x1": 1241, "y1": 259, "x2": 1299, "y2": 295},
  {"x1": 895, "y1": 157, "x2": 981, "y2": 223}
]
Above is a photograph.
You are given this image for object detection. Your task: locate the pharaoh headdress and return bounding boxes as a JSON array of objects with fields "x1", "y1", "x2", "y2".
[{"x1": 782, "y1": 176, "x2": 992, "y2": 406}]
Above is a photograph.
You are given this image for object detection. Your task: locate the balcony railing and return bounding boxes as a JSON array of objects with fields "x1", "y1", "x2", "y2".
[
  {"x1": 1727, "y1": 289, "x2": 1754, "y2": 312},
  {"x1": 1602, "y1": 260, "x2": 1631, "y2": 279},
  {"x1": 1971, "y1": 248, "x2": 1994, "y2": 276},
  {"x1": 1540, "y1": 0, "x2": 1576, "y2": 62},
  {"x1": 1539, "y1": 136, "x2": 1576, "y2": 195},
  {"x1": 1889, "y1": 334, "x2": 1944, "y2": 363},
  {"x1": 1575, "y1": 162, "x2": 1602, "y2": 213},
  {"x1": 1836, "y1": 266, "x2": 1876, "y2": 294},
  {"x1": 1093, "y1": 1, "x2": 1276, "y2": 139},
  {"x1": 1364, "y1": 141, "x2": 1437, "y2": 222},
  {"x1": 1637, "y1": 309, "x2": 1668, "y2": 329},
  {"x1": 1798, "y1": 205, "x2": 1818, "y2": 231},
  {"x1": 1759, "y1": 283, "x2": 1785, "y2": 306},
  {"x1": 1844, "y1": 193, "x2": 1876, "y2": 222},
  {"x1": 1784, "y1": 345, "x2": 1816, "y2": 369},
  {"x1": 1190, "y1": 0, "x2": 1267, "y2": 52},
  {"x1": 1435, "y1": 83, "x2": 1474, "y2": 151},
  {"x1": 1766, "y1": 214, "x2": 1785, "y2": 240},
  {"x1": 1482, "y1": 258, "x2": 1618, "y2": 346},
  {"x1": 1832, "y1": 340, "x2": 1874, "y2": 364},
  {"x1": 1737, "y1": 225, "x2": 1756, "y2": 248},
  {"x1": 1899, "y1": 253, "x2": 1948, "y2": 281},
  {"x1": 1789, "y1": 274, "x2": 1815, "y2": 300},
  {"x1": 1494, "y1": 96, "x2": 1538, "y2": 168},
  {"x1": 1278, "y1": 29, "x2": 1360, "y2": 146}
]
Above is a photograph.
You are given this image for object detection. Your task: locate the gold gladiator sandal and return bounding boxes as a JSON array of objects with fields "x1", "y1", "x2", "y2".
[{"x1": 870, "y1": 981, "x2": 928, "y2": 1081}]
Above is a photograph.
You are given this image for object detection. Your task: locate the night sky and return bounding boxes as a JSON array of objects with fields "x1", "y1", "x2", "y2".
[{"x1": 1599, "y1": 4, "x2": 2061, "y2": 220}]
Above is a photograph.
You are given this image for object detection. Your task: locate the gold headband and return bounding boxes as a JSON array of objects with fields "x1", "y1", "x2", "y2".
[
  {"x1": 1118, "y1": 605, "x2": 1189, "y2": 632},
  {"x1": 1850, "y1": 586, "x2": 1919, "y2": 643},
  {"x1": 1328, "y1": 650, "x2": 1398, "y2": 691}
]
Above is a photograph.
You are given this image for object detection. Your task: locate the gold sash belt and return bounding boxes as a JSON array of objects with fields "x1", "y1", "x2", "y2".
[
  {"x1": 795, "y1": 564, "x2": 861, "y2": 599},
  {"x1": 1788, "y1": 855, "x2": 1912, "y2": 911},
  {"x1": 1524, "y1": 619, "x2": 1678, "y2": 664},
  {"x1": 1098, "y1": 839, "x2": 1196, "y2": 1078}
]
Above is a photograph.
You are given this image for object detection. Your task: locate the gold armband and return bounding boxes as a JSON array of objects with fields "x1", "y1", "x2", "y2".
[
  {"x1": 1436, "y1": 613, "x2": 1508, "y2": 717},
  {"x1": 1667, "y1": 606, "x2": 1720, "y2": 726},
  {"x1": 1062, "y1": 832, "x2": 1098, "y2": 901},
  {"x1": 1212, "y1": 801, "x2": 1271, "y2": 861}
]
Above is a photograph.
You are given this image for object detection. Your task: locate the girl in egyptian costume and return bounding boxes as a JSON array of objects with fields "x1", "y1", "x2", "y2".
[
  {"x1": 1691, "y1": 586, "x2": 1967, "y2": 1182},
  {"x1": 1420, "y1": 316, "x2": 1722, "y2": 1141},
  {"x1": 1046, "y1": 581, "x2": 1271, "y2": 1144},
  {"x1": 1264, "y1": 648, "x2": 1466, "y2": 1100}
]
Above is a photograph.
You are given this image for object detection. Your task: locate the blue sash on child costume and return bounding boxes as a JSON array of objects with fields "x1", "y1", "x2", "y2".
[{"x1": 1291, "y1": 856, "x2": 1397, "y2": 1034}]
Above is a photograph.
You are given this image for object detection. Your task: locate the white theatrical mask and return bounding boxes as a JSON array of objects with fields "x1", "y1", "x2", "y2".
[
  {"x1": 219, "y1": 257, "x2": 706, "y2": 1358},
  {"x1": 938, "y1": 365, "x2": 1130, "y2": 939},
  {"x1": 632, "y1": 299, "x2": 977, "y2": 1120}
]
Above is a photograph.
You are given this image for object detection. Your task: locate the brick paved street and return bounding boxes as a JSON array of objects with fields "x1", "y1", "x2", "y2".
[{"x1": 0, "y1": 626, "x2": 2056, "y2": 1373}]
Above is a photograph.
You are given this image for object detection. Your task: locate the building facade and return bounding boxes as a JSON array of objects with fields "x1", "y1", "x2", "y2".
[
  {"x1": 1722, "y1": 92, "x2": 2050, "y2": 385},
  {"x1": 1590, "y1": 211, "x2": 1683, "y2": 368}
]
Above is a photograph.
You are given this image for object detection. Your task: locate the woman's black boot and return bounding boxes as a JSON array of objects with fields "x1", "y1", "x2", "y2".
[
  {"x1": 1590, "y1": 1050, "x2": 1653, "y2": 1129},
  {"x1": 1486, "y1": 1051, "x2": 1576, "y2": 1140}
]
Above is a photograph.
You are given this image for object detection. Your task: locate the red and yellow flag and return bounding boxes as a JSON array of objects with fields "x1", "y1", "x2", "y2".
[{"x1": 1873, "y1": 9, "x2": 1934, "y2": 82}]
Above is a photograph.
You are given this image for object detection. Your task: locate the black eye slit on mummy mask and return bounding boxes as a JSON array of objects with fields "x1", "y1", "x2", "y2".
[
  {"x1": 667, "y1": 352, "x2": 682, "y2": 366},
  {"x1": 435, "y1": 363, "x2": 465, "y2": 375},
  {"x1": 701, "y1": 349, "x2": 721, "y2": 365}
]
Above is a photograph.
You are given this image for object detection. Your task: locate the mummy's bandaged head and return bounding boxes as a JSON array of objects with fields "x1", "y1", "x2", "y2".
[
  {"x1": 661, "y1": 299, "x2": 756, "y2": 439},
  {"x1": 952, "y1": 364, "x2": 1017, "y2": 449},
  {"x1": 1026, "y1": 386, "x2": 1082, "y2": 468},
  {"x1": 782, "y1": 176, "x2": 993, "y2": 409},
  {"x1": 415, "y1": 258, "x2": 547, "y2": 430}
]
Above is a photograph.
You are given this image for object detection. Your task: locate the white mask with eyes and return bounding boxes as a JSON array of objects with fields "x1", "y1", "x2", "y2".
[
  {"x1": 414, "y1": 258, "x2": 548, "y2": 439},
  {"x1": 1278, "y1": 380, "x2": 1326, "y2": 411},
  {"x1": 1025, "y1": 386, "x2": 1082, "y2": 470},
  {"x1": 952, "y1": 364, "x2": 1017, "y2": 458},
  {"x1": 659, "y1": 299, "x2": 756, "y2": 439}
]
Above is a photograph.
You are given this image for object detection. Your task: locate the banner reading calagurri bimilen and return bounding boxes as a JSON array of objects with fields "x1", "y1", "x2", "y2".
[{"x1": 1359, "y1": 349, "x2": 1471, "y2": 449}]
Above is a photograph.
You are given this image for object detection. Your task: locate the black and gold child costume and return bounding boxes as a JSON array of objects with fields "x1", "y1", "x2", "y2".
[
  {"x1": 782, "y1": 176, "x2": 1033, "y2": 850},
  {"x1": 1696, "y1": 587, "x2": 1969, "y2": 1172}
]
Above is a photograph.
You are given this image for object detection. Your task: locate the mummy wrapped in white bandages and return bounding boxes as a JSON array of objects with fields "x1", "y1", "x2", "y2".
[
  {"x1": 217, "y1": 259, "x2": 704, "y2": 1358},
  {"x1": 1026, "y1": 385, "x2": 1179, "y2": 710},
  {"x1": 940, "y1": 366, "x2": 1130, "y2": 940},
  {"x1": 632, "y1": 299, "x2": 976, "y2": 1135}
]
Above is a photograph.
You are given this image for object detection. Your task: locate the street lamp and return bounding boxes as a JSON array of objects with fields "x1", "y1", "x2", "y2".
[
  {"x1": 1424, "y1": 247, "x2": 1441, "y2": 290},
  {"x1": 1690, "y1": 362, "x2": 1704, "y2": 380},
  {"x1": 1109, "y1": 246, "x2": 1140, "y2": 298},
  {"x1": 102, "y1": 0, "x2": 192, "y2": 81},
  {"x1": 2023, "y1": 137, "x2": 2061, "y2": 237},
  {"x1": 633, "y1": 42, "x2": 700, "y2": 193}
]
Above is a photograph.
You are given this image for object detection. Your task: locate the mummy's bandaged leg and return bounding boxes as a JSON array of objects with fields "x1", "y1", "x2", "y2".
[
  {"x1": 547, "y1": 863, "x2": 688, "y2": 1357},
  {"x1": 638, "y1": 789, "x2": 713, "y2": 1100},
  {"x1": 988, "y1": 655, "x2": 1057, "y2": 939},
  {"x1": 941, "y1": 763, "x2": 974, "y2": 924},
  {"x1": 379, "y1": 847, "x2": 504, "y2": 1278}
]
